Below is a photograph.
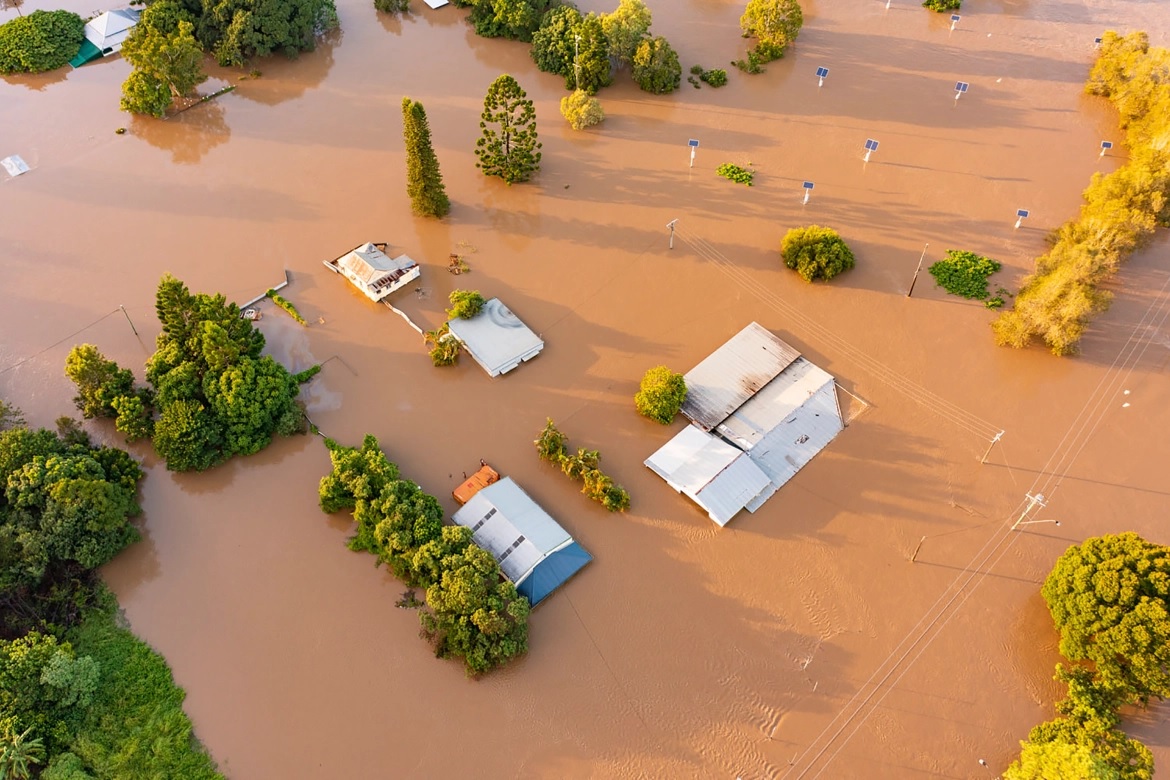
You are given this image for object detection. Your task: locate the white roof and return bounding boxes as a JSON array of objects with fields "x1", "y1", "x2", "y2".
[
  {"x1": 718, "y1": 362, "x2": 842, "y2": 491},
  {"x1": 680, "y1": 322, "x2": 801, "y2": 431},
  {"x1": 84, "y1": 9, "x2": 140, "y2": 50},
  {"x1": 337, "y1": 243, "x2": 417, "y2": 283},
  {"x1": 452, "y1": 478, "x2": 571, "y2": 586},
  {"x1": 446, "y1": 298, "x2": 543, "y2": 377},
  {"x1": 644, "y1": 425, "x2": 774, "y2": 526}
]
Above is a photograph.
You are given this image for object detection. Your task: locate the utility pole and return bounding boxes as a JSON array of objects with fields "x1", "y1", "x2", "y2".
[
  {"x1": 667, "y1": 219, "x2": 678, "y2": 250},
  {"x1": 1011, "y1": 493, "x2": 1048, "y2": 531},
  {"x1": 906, "y1": 243, "x2": 929, "y2": 297},
  {"x1": 119, "y1": 304, "x2": 139, "y2": 337},
  {"x1": 574, "y1": 34, "x2": 581, "y2": 91},
  {"x1": 980, "y1": 430, "x2": 1004, "y2": 464}
]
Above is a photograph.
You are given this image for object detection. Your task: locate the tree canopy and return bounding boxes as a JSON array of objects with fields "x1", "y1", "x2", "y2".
[
  {"x1": 466, "y1": 0, "x2": 553, "y2": 42},
  {"x1": 319, "y1": 435, "x2": 530, "y2": 675},
  {"x1": 199, "y1": 0, "x2": 339, "y2": 66},
  {"x1": 64, "y1": 275, "x2": 310, "y2": 472},
  {"x1": 781, "y1": 225, "x2": 856, "y2": 283},
  {"x1": 634, "y1": 366, "x2": 686, "y2": 424},
  {"x1": 601, "y1": 0, "x2": 650, "y2": 67},
  {"x1": 631, "y1": 35, "x2": 680, "y2": 94},
  {"x1": 120, "y1": 3, "x2": 207, "y2": 118},
  {"x1": 445, "y1": 290, "x2": 486, "y2": 320},
  {"x1": 993, "y1": 31, "x2": 1170, "y2": 355},
  {"x1": 560, "y1": 89, "x2": 604, "y2": 130},
  {"x1": 1041, "y1": 533, "x2": 1170, "y2": 703},
  {"x1": 475, "y1": 74, "x2": 542, "y2": 184},
  {"x1": 739, "y1": 0, "x2": 802, "y2": 64},
  {"x1": 402, "y1": 97, "x2": 450, "y2": 218},
  {"x1": 0, "y1": 10, "x2": 83, "y2": 74}
]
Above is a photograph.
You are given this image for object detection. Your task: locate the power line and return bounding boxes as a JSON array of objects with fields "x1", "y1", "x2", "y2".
[
  {"x1": 0, "y1": 308, "x2": 121, "y2": 376},
  {"x1": 784, "y1": 269, "x2": 1170, "y2": 778}
]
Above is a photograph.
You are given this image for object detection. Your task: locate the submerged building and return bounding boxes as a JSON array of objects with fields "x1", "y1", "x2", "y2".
[
  {"x1": 451, "y1": 477, "x2": 591, "y2": 606},
  {"x1": 322, "y1": 242, "x2": 421, "y2": 303},
  {"x1": 645, "y1": 323, "x2": 844, "y2": 526},
  {"x1": 446, "y1": 298, "x2": 544, "y2": 378}
]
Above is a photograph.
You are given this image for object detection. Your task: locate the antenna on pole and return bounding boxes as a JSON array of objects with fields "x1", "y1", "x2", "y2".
[
  {"x1": 980, "y1": 430, "x2": 1004, "y2": 464},
  {"x1": 906, "y1": 243, "x2": 929, "y2": 298},
  {"x1": 667, "y1": 219, "x2": 678, "y2": 250}
]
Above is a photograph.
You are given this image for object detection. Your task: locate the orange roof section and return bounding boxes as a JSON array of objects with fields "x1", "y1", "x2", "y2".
[{"x1": 452, "y1": 464, "x2": 500, "y2": 505}]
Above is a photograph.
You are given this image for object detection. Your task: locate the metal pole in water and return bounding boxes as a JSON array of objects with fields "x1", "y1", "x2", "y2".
[
  {"x1": 906, "y1": 243, "x2": 928, "y2": 298},
  {"x1": 119, "y1": 305, "x2": 139, "y2": 337},
  {"x1": 667, "y1": 219, "x2": 678, "y2": 250}
]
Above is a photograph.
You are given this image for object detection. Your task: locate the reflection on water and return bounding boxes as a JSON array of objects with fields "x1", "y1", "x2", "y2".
[
  {"x1": 130, "y1": 95, "x2": 231, "y2": 164},
  {"x1": 2, "y1": 67, "x2": 69, "y2": 92},
  {"x1": 230, "y1": 29, "x2": 341, "y2": 106}
]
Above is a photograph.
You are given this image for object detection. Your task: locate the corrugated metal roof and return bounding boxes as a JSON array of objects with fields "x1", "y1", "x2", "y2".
[
  {"x1": 717, "y1": 361, "x2": 842, "y2": 492},
  {"x1": 337, "y1": 243, "x2": 417, "y2": 285},
  {"x1": 680, "y1": 322, "x2": 801, "y2": 431},
  {"x1": 447, "y1": 298, "x2": 544, "y2": 378},
  {"x1": 644, "y1": 425, "x2": 774, "y2": 526},
  {"x1": 451, "y1": 477, "x2": 573, "y2": 587}
]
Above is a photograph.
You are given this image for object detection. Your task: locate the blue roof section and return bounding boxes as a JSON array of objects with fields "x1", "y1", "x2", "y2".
[{"x1": 516, "y1": 542, "x2": 593, "y2": 607}]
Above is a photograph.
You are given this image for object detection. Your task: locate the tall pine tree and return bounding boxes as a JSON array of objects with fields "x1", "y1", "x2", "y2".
[
  {"x1": 475, "y1": 74, "x2": 542, "y2": 185},
  {"x1": 402, "y1": 97, "x2": 450, "y2": 218}
]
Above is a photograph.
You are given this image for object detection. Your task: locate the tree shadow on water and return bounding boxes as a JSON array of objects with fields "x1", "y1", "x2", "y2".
[{"x1": 130, "y1": 95, "x2": 231, "y2": 165}]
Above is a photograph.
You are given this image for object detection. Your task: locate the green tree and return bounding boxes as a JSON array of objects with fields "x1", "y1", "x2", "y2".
[
  {"x1": 420, "y1": 543, "x2": 530, "y2": 675},
  {"x1": 631, "y1": 35, "x2": 680, "y2": 94},
  {"x1": 530, "y1": 4, "x2": 580, "y2": 79},
  {"x1": 534, "y1": 418, "x2": 567, "y2": 462},
  {"x1": 0, "y1": 632, "x2": 96, "y2": 753},
  {"x1": 1041, "y1": 533, "x2": 1170, "y2": 702},
  {"x1": 200, "y1": 0, "x2": 339, "y2": 66},
  {"x1": 781, "y1": 225, "x2": 856, "y2": 283},
  {"x1": 1019, "y1": 718, "x2": 1152, "y2": 780},
  {"x1": 475, "y1": 74, "x2": 542, "y2": 184},
  {"x1": 401, "y1": 97, "x2": 450, "y2": 218},
  {"x1": 317, "y1": 435, "x2": 401, "y2": 515},
  {"x1": 365, "y1": 480, "x2": 443, "y2": 582},
  {"x1": 634, "y1": 365, "x2": 686, "y2": 424},
  {"x1": 151, "y1": 398, "x2": 223, "y2": 472},
  {"x1": 446, "y1": 290, "x2": 485, "y2": 320},
  {"x1": 374, "y1": 0, "x2": 408, "y2": 12},
  {"x1": 0, "y1": 401, "x2": 24, "y2": 433},
  {"x1": 41, "y1": 753, "x2": 94, "y2": 780},
  {"x1": 467, "y1": 0, "x2": 552, "y2": 41},
  {"x1": 423, "y1": 325, "x2": 461, "y2": 367},
  {"x1": 560, "y1": 89, "x2": 604, "y2": 130},
  {"x1": 120, "y1": 4, "x2": 208, "y2": 118},
  {"x1": 922, "y1": 0, "x2": 960, "y2": 11},
  {"x1": 1005, "y1": 739, "x2": 1119, "y2": 780},
  {"x1": 0, "y1": 10, "x2": 83, "y2": 74},
  {"x1": 739, "y1": 0, "x2": 802, "y2": 64},
  {"x1": 541, "y1": 11, "x2": 612, "y2": 94},
  {"x1": 601, "y1": 0, "x2": 650, "y2": 67},
  {"x1": 0, "y1": 727, "x2": 45, "y2": 780},
  {"x1": 63, "y1": 345, "x2": 136, "y2": 421}
]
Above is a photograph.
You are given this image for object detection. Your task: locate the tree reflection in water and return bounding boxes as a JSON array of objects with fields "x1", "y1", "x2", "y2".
[{"x1": 130, "y1": 94, "x2": 231, "y2": 165}]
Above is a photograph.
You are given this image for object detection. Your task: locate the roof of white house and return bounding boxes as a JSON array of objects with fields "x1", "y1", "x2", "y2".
[
  {"x1": 451, "y1": 478, "x2": 591, "y2": 605},
  {"x1": 680, "y1": 322, "x2": 801, "y2": 431},
  {"x1": 337, "y1": 243, "x2": 417, "y2": 285},
  {"x1": 447, "y1": 298, "x2": 543, "y2": 377},
  {"x1": 84, "y1": 9, "x2": 140, "y2": 47},
  {"x1": 717, "y1": 361, "x2": 842, "y2": 492},
  {"x1": 644, "y1": 424, "x2": 775, "y2": 526}
]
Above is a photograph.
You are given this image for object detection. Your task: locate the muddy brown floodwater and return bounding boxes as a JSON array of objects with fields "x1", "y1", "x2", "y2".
[{"x1": 3, "y1": 0, "x2": 1170, "y2": 776}]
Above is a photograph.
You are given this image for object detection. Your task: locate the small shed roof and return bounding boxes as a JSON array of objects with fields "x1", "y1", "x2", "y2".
[
  {"x1": 716, "y1": 358, "x2": 842, "y2": 491},
  {"x1": 451, "y1": 478, "x2": 590, "y2": 606},
  {"x1": 84, "y1": 9, "x2": 139, "y2": 47},
  {"x1": 680, "y1": 322, "x2": 801, "y2": 431},
  {"x1": 644, "y1": 425, "x2": 775, "y2": 526},
  {"x1": 447, "y1": 298, "x2": 544, "y2": 377}
]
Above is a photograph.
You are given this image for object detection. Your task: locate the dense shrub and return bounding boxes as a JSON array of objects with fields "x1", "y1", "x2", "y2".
[
  {"x1": 534, "y1": 419, "x2": 631, "y2": 512},
  {"x1": 634, "y1": 366, "x2": 686, "y2": 424},
  {"x1": 467, "y1": 0, "x2": 555, "y2": 42},
  {"x1": 560, "y1": 89, "x2": 604, "y2": 129},
  {"x1": 922, "y1": 0, "x2": 959, "y2": 10},
  {"x1": 319, "y1": 435, "x2": 530, "y2": 675},
  {"x1": 701, "y1": 68, "x2": 727, "y2": 87},
  {"x1": 0, "y1": 10, "x2": 84, "y2": 74},
  {"x1": 781, "y1": 225, "x2": 855, "y2": 283},
  {"x1": 717, "y1": 163, "x2": 754, "y2": 186},
  {"x1": 200, "y1": 0, "x2": 338, "y2": 66},
  {"x1": 446, "y1": 290, "x2": 486, "y2": 320},
  {"x1": 993, "y1": 31, "x2": 1170, "y2": 355},
  {"x1": 374, "y1": 0, "x2": 409, "y2": 11},
  {"x1": 632, "y1": 35, "x2": 680, "y2": 94},
  {"x1": 423, "y1": 325, "x2": 461, "y2": 367},
  {"x1": 928, "y1": 250, "x2": 1002, "y2": 300},
  {"x1": 266, "y1": 289, "x2": 307, "y2": 325}
]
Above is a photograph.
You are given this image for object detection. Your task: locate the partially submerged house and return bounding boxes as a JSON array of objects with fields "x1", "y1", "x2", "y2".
[
  {"x1": 446, "y1": 298, "x2": 543, "y2": 377},
  {"x1": 451, "y1": 477, "x2": 591, "y2": 606},
  {"x1": 645, "y1": 323, "x2": 844, "y2": 526},
  {"x1": 322, "y1": 242, "x2": 420, "y2": 303},
  {"x1": 69, "y1": 9, "x2": 141, "y2": 68}
]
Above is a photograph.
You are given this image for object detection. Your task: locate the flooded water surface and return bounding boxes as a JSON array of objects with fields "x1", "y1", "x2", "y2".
[{"x1": 2, "y1": 0, "x2": 1169, "y2": 776}]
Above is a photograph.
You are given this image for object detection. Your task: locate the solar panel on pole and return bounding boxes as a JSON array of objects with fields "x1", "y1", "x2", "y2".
[
  {"x1": 816, "y1": 66, "x2": 829, "y2": 87},
  {"x1": 688, "y1": 138, "x2": 699, "y2": 168},
  {"x1": 802, "y1": 181, "x2": 814, "y2": 204},
  {"x1": 950, "y1": 13, "x2": 960, "y2": 30}
]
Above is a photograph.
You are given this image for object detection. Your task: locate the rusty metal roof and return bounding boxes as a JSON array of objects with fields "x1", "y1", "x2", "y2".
[{"x1": 680, "y1": 322, "x2": 800, "y2": 431}]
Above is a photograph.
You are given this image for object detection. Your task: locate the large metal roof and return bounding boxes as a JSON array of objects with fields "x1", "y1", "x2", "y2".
[
  {"x1": 447, "y1": 298, "x2": 544, "y2": 378},
  {"x1": 451, "y1": 478, "x2": 590, "y2": 605},
  {"x1": 644, "y1": 425, "x2": 775, "y2": 526},
  {"x1": 717, "y1": 358, "x2": 843, "y2": 492},
  {"x1": 680, "y1": 322, "x2": 801, "y2": 431}
]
